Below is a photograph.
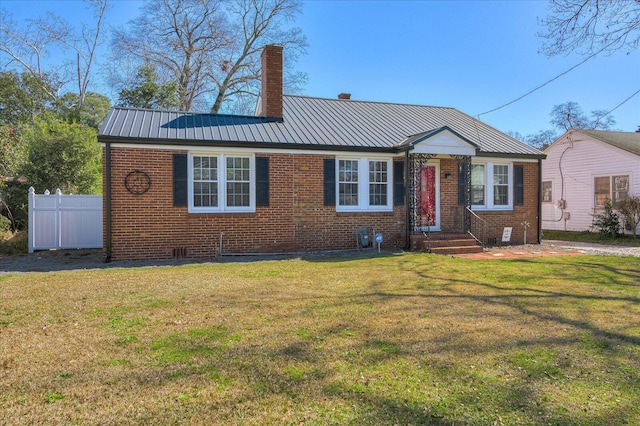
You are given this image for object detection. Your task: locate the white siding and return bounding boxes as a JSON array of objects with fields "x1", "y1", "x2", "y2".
[{"x1": 541, "y1": 132, "x2": 640, "y2": 233}]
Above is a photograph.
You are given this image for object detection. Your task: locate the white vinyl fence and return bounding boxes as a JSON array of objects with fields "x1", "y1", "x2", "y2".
[{"x1": 28, "y1": 187, "x2": 103, "y2": 253}]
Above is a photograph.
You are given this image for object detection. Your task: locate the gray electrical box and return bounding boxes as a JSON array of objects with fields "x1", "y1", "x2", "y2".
[{"x1": 355, "y1": 227, "x2": 374, "y2": 251}]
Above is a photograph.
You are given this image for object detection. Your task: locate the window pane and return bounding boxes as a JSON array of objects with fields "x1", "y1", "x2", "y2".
[
  {"x1": 493, "y1": 165, "x2": 509, "y2": 185},
  {"x1": 493, "y1": 165, "x2": 509, "y2": 205},
  {"x1": 227, "y1": 182, "x2": 250, "y2": 207},
  {"x1": 494, "y1": 185, "x2": 508, "y2": 205},
  {"x1": 471, "y1": 164, "x2": 485, "y2": 185},
  {"x1": 226, "y1": 157, "x2": 251, "y2": 207},
  {"x1": 368, "y1": 161, "x2": 388, "y2": 206},
  {"x1": 471, "y1": 185, "x2": 485, "y2": 205},
  {"x1": 613, "y1": 175, "x2": 629, "y2": 203},
  {"x1": 542, "y1": 181, "x2": 553, "y2": 202},
  {"x1": 339, "y1": 160, "x2": 359, "y2": 206},
  {"x1": 594, "y1": 176, "x2": 610, "y2": 206},
  {"x1": 339, "y1": 183, "x2": 358, "y2": 205},
  {"x1": 193, "y1": 156, "x2": 218, "y2": 207}
]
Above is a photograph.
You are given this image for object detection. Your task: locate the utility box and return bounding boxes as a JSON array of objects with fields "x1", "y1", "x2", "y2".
[{"x1": 355, "y1": 227, "x2": 375, "y2": 251}]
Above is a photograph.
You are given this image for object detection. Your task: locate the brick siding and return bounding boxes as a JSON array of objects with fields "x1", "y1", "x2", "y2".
[
  {"x1": 104, "y1": 148, "x2": 406, "y2": 260},
  {"x1": 104, "y1": 150, "x2": 539, "y2": 260}
]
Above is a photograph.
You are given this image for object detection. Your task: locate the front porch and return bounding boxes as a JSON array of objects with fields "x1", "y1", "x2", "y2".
[{"x1": 406, "y1": 152, "x2": 486, "y2": 254}]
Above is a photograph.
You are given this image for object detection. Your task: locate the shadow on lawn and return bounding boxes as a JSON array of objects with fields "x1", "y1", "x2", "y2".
[{"x1": 0, "y1": 249, "x2": 397, "y2": 274}]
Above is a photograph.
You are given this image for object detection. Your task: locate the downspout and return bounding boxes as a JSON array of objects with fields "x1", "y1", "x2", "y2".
[
  {"x1": 537, "y1": 158, "x2": 543, "y2": 244},
  {"x1": 404, "y1": 150, "x2": 411, "y2": 250},
  {"x1": 104, "y1": 142, "x2": 112, "y2": 263}
]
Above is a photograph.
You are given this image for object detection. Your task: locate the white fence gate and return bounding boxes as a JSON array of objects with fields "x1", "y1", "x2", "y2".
[{"x1": 28, "y1": 187, "x2": 103, "y2": 253}]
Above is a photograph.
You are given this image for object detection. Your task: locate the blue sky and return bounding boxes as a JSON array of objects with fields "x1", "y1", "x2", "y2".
[{"x1": 2, "y1": 0, "x2": 639, "y2": 137}]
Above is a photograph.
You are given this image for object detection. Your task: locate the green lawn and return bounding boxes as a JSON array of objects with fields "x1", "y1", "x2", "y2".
[
  {"x1": 1, "y1": 253, "x2": 639, "y2": 425},
  {"x1": 543, "y1": 230, "x2": 640, "y2": 246}
]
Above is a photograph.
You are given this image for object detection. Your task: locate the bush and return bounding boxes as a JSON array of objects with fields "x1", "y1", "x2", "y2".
[
  {"x1": 592, "y1": 199, "x2": 620, "y2": 238},
  {"x1": 0, "y1": 229, "x2": 28, "y2": 255},
  {"x1": 615, "y1": 196, "x2": 640, "y2": 238}
]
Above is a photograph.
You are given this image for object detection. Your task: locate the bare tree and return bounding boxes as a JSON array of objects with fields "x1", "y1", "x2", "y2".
[
  {"x1": 539, "y1": 0, "x2": 640, "y2": 56},
  {"x1": 208, "y1": 0, "x2": 307, "y2": 113},
  {"x1": 0, "y1": 0, "x2": 109, "y2": 109},
  {"x1": 550, "y1": 101, "x2": 615, "y2": 131},
  {"x1": 0, "y1": 10, "x2": 69, "y2": 100},
  {"x1": 111, "y1": 0, "x2": 307, "y2": 113}
]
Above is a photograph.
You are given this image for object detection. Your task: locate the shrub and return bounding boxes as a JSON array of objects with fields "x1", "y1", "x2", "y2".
[
  {"x1": 592, "y1": 199, "x2": 620, "y2": 238},
  {"x1": 615, "y1": 195, "x2": 640, "y2": 238}
]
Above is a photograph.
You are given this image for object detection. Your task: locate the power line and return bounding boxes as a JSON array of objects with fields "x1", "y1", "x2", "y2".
[
  {"x1": 477, "y1": 36, "x2": 626, "y2": 118},
  {"x1": 590, "y1": 88, "x2": 640, "y2": 129},
  {"x1": 602, "y1": 88, "x2": 640, "y2": 116}
]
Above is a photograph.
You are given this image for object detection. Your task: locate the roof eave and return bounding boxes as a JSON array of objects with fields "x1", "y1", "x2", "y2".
[
  {"x1": 477, "y1": 151, "x2": 547, "y2": 160},
  {"x1": 97, "y1": 136, "x2": 400, "y2": 154}
]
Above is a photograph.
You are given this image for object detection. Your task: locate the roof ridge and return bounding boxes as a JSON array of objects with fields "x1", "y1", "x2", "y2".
[{"x1": 283, "y1": 94, "x2": 457, "y2": 110}]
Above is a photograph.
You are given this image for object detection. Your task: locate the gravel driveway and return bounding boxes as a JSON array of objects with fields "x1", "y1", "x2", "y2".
[{"x1": 1, "y1": 240, "x2": 638, "y2": 274}]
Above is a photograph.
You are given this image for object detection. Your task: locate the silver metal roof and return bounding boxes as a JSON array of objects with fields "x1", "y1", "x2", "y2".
[
  {"x1": 99, "y1": 95, "x2": 544, "y2": 157},
  {"x1": 577, "y1": 129, "x2": 640, "y2": 157}
]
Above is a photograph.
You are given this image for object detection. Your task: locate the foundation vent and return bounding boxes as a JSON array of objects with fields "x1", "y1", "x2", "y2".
[{"x1": 172, "y1": 247, "x2": 188, "y2": 258}]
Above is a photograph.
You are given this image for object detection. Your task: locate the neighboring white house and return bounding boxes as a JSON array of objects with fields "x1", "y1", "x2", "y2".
[{"x1": 542, "y1": 129, "x2": 640, "y2": 234}]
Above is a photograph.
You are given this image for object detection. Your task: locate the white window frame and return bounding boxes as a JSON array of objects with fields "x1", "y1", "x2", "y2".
[
  {"x1": 542, "y1": 181, "x2": 553, "y2": 203},
  {"x1": 470, "y1": 160, "x2": 513, "y2": 211},
  {"x1": 593, "y1": 174, "x2": 630, "y2": 207},
  {"x1": 188, "y1": 153, "x2": 255, "y2": 213},
  {"x1": 336, "y1": 157, "x2": 393, "y2": 212}
]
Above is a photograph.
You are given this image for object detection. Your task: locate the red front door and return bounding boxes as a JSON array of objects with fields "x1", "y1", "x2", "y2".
[{"x1": 417, "y1": 165, "x2": 437, "y2": 228}]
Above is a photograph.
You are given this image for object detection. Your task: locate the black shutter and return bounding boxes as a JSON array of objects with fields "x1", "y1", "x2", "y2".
[
  {"x1": 256, "y1": 157, "x2": 269, "y2": 206},
  {"x1": 393, "y1": 161, "x2": 404, "y2": 206},
  {"x1": 458, "y1": 162, "x2": 467, "y2": 205},
  {"x1": 514, "y1": 164, "x2": 524, "y2": 206},
  {"x1": 173, "y1": 153, "x2": 188, "y2": 207},
  {"x1": 323, "y1": 158, "x2": 336, "y2": 206}
]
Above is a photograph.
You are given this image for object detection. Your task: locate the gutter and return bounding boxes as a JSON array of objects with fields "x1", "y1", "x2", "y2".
[
  {"x1": 104, "y1": 142, "x2": 112, "y2": 263},
  {"x1": 538, "y1": 158, "x2": 543, "y2": 244}
]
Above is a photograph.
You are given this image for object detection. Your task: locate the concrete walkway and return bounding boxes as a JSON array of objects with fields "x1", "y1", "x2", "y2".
[{"x1": 456, "y1": 239, "x2": 640, "y2": 260}]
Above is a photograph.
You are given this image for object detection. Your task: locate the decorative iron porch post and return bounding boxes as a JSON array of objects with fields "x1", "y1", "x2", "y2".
[{"x1": 409, "y1": 153, "x2": 437, "y2": 233}]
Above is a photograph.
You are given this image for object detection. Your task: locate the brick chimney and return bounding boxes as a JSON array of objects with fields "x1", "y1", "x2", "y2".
[
  {"x1": 338, "y1": 93, "x2": 351, "y2": 100},
  {"x1": 261, "y1": 45, "x2": 283, "y2": 118}
]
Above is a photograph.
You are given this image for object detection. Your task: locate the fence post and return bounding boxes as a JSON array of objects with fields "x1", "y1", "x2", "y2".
[
  {"x1": 55, "y1": 189, "x2": 62, "y2": 250},
  {"x1": 28, "y1": 187, "x2": 35, "y2": 253}
]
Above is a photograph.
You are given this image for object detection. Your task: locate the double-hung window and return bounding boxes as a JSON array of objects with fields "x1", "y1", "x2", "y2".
[
  {"x1": 542, "y1": 181, "x2": 553, "y2": 203},
  {"x1": 470, "y1": 161, "x2": 513, "y2": 210},
  {"x1": 337, "y1": 158, "x2": 392, "y2": 211},
  {"x1": 594, "y1": 175, "x2": 629, "y2": 207},
  {"x1": 471, "y1": 164, "x2": 485, "y2": 205},
  {"x1": 189, "y1": 154, "x2": 254, "y2": 212},
  {"x1": 493, "y1": 164, "x2": 509, "y2": 206}
]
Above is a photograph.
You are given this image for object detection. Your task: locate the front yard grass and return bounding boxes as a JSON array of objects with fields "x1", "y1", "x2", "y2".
[
  {"x1": 543, "y1": 229, "x2": 640, "y2": 246},
  {"x1": 1, "y1": 253, "x2": 639, "y2": 425}
]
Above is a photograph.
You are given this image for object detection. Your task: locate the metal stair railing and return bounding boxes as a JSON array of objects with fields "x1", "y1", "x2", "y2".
[{"x1": 466, "y1": 207, "x2": 487, "y2": 248}]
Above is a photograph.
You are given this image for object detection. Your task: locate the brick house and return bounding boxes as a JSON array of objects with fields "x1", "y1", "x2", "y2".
[{"x1": 98, "y1": 45, "x2": 545, "y2": 261}]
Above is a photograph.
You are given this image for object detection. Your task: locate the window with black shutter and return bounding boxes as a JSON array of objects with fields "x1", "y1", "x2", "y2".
[
  {"x1": 323, "y1": 158, "x2": 336, "y2": 206},
  {"x1": 514, "y1": 165, "x2": 524, "y2": 206},
  {"x1": 256, "y1": 157, "x2": 269, "y2": 206},
  {"x1": 173, "y1": 153, "x2": 188, "y2": 207},
  {"x1": 393, "y1": 161, "x2": 404, "y2": 206}
]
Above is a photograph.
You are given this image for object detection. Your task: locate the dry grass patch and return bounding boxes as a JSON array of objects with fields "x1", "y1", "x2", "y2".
[{"x1": 1, "y1": 254, "x2": 639, "y2": 425}]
